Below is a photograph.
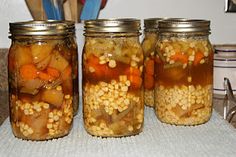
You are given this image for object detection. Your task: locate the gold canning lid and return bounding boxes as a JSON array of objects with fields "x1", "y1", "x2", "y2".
[
  {"x1": 84, "y1": 18, "x2": 141, "y2": 33},
  {"x1": 9, "y1": 20, "x2": 75, "y2": 36},
  {"x1": 158, "y1": 19, "x2": 211, "y2": 34}
]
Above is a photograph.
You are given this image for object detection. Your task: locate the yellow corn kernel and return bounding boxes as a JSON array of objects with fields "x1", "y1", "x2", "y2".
[
  {"x1": 24, "y1": 110, "x2": 30, "y2": 115},
  {"x1": 121, "y1": 86, "x2": 128, "y2": 92},
  {"x1": 188, "y1": 55, "x2": 195, "y2": 61},
  {"x1": 136, "y1": 124, "x2": 142, "y2": 129},
  {"x1": 131, "y1": 61, "x2": 137, "y2": 67},
  {"x1": 128, "y1": 125, "x2": 134, "y2": 132},
  {"x1": 187, "y1": 76, "x2": 192, "y2": 83},
  {"x1": 108, "y1": 59, "x2": 116, "y2": 68},
  {"x1": 124, "y1": 99, "x2": 130, "y2": 105},
  {"x1": 23, "y1": 131, "x2": 29, "y2": 137},
  {"x1": 99, "y1": 60, "x2": 106, "y2": 64},
  {"x1": 56, "y1": 86, "x2": 62, "y2": 91},
  {"x1": 49, "y1": 112, "x2": 54, "y2": 118},
  {"x1": 24, "y1": 103, "x2": 31, "y2": 109},
  {"x1": 48, "y1": 118, "x2": 54, "y2": 123},
  {"x1": 200, "y1": 59, "x2": 205, "y2": 64},
  {"x1": 89, "y1": 67, "x2": 95, "y2": 73},
  {"x1": 28, "y1": 128, "x2": 34, "y2": 134},
  {"x1": 47, "y1": 123, "x2": 53, "y2": 129},
  {"x1": 35, "y1": 107, "x2": 42, "y2": 112}
]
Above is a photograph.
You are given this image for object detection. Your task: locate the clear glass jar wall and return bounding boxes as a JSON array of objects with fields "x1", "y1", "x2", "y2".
[
  {"x1": 82, "y1": 19, "x2": 144, "y2": 137},
  {"x1": 142, "y1": 18, "x2": 161, "y2": 107},
  {"x1": 154, "y1": 19, "x2": 213, "y2": 125},
  {"x1": 8, "y1": 21, "x2": 78, "y2": 140}
]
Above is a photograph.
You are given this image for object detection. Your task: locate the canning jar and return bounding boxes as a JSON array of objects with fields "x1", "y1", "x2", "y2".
[
  {"x1": 155, "y1": 19, "x2": 213, "y2": 125},
  {"x1": 8, "y1": 21, "x2": 78, "y2": 140},
  {"x1": 82, "y1": 19, "x2": 144, "y2": 137},
  {"x1": 142, "y1": 18, "x2": 161, "y2": 107}
]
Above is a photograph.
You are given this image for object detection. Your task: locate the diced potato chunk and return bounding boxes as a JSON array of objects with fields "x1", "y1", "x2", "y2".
[
  {"x1": 15, "y1": 46, "x2": 33, "y2": 67},
  {"x1": 31, "y1": 43, "x2": 54, "y2": 63},
  {"x1": 48, "y1": 51, "x2": 69, "y2": 72},
  {"x1": 20, "y1": 87, "x2": 39, "y2": 95},
  {"x1": 41, "y1": 89, "x2": 64, "y2": 107},
  {"x1": 36, "y1": 54, "x2": 52, "y2": 70},
  {"x1": 20, "y1": 78, "x2": 45, "y2": 95}
]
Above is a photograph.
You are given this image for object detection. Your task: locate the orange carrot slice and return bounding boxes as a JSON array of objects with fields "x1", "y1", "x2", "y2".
[
  {"x1": 126, "y1": 67, "x2": 141, "y2": 76},
  {"x1": 38, "y1": 71, "x2": 54, "y2": 81},
  {"x1": 20, "y1": 64, "x2": 38, "y2": 80},
  {"x1": 194, "y1": 51, "x2": 204, "y2": 66},
  {"x1": 144, "y1": 74, "x2": 154, "y2": 89},
  {"x1": 85, "y1": 55, "x2": 117, "y2": 81},
  {"x1": 47, "y1": 67, "x2": 60, "y2": 78},
  {"x1": 145, "y1": 59, "x2": 154, "y2": 75},
  {"x1": 170, "y1": 53, "x2": 188, "y2": 64},
  {"x1": 129, "y1": 75, "x2": 142, "y2": 89}
]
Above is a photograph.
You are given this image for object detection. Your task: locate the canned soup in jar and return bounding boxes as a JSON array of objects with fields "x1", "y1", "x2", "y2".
[
  {"x1": 155, "y1": 19, "x2": 213, "y2": 125},
  {"x1": 83, "y1": 19, "x2": 144, "y2": 137},
  {"x1": 8, "y1": 21, "x2": 78, "y2": 140}
]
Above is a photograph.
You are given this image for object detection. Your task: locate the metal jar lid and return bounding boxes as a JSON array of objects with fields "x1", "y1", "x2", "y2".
[
  {"x1": 84, "y1": 18, "x2": 141, "y2": 33},
  {"x1": 158, "y1": 19, "x2": 211, "y2": 34},
  {"x1": 144, "y1": 18, "x2": 163, "y2": 31},
  {"x1": 9, "y1": 20, "x2": 75, "y2": 36}
]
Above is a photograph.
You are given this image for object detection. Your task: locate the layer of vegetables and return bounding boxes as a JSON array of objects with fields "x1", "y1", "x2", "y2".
[
  {"x1": 8, "y1": 41, "x2": 74, "y2": 108},
  {"x1": 155, "y1": 39, "x2": 213, "y2": 86},
  {"x1": 156, "y1": 39, "x2": 213, "y2": 67},
  {"x1": 83, "y1": 38, "x2": 144, "y2": 90}
]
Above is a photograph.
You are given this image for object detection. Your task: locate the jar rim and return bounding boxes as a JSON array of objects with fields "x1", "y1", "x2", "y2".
[
  {"x1": 9, "y1": 20, "x2": 75, "y2": 36},
  {"x1": 84, "y1": 18, "x2": 141, "y2": 33},
  {"x1": 158, "y1": 18, "x2": 211, "y2": 34}
]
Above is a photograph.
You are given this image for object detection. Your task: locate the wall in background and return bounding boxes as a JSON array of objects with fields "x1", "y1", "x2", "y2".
[
  {"x1": 100, "y1": 0, "x2": 236, "y2": 45},
  {"x1": 0, "y1": 0, "x2": 32, "y2": 48},
  {"x1": 0, "y1": 0, "x2": 236, "y2": 48}
]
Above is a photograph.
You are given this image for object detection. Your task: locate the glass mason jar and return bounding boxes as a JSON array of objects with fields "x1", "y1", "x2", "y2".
[
  {"x1": 155, "y1": 19, "x2": 213, "y2": 125},
  {"x1": 142, "y1": 18, "x2": 161, "y2": 107},
  {"x1": 82, "y1": 19, "x2": 144, "y2": 137},
  {"x1": 8, "y1": 21, "x2": 78, "y2": 140}
]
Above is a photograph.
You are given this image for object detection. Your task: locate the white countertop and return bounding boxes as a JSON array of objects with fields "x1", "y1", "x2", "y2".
[{"x1": 0, "y1": 107, "x2": 236, "y2": 157}]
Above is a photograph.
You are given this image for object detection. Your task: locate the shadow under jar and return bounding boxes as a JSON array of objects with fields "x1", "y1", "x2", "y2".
[
  {"x1": 82, "y1": 19, "x2": 144, "y2": 137},
  {"x1": 142, "y1": 18, "x2": 162, "y2": 107},
  {"x1": 155, "y1": 19, "x2": 213, "y2": 125},
  {"x1": 8, "y1": 21, "x2": 78, "y2": 140}
]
